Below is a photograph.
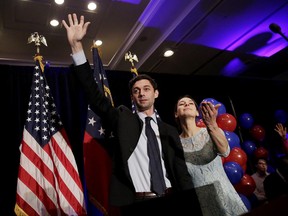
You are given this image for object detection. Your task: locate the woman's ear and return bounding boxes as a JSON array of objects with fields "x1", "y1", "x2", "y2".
[{"x1": 175, "y1": 113, "x2": 178, "y2": 119}]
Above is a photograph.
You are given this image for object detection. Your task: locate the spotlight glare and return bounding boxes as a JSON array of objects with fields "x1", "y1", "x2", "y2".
[
  {"x1": 94, "y1": 40, "x2": 103, "y2": 46},
  {"x1": 163, "y1": 50, "x2": 174, "y2": 57},
  {"x1": 88, "y1": 2, "x2": 97, "y2": 10},
  {"x1": 54, "y1": 0, "x2": 64, "y2": 5},
  {"x1": 50, "y1": 19, "x2": 59, "y2": 27}
]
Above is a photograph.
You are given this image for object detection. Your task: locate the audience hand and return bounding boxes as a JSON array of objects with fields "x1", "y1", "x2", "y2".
[{"x1": 275, "y1": 123, "x2": 287, "y2": 141}]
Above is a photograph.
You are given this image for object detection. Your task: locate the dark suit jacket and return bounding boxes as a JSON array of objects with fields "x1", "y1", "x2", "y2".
[
  {"x1": 73, "y1": 62, "x2": 193, "y2": 206},
  {"x1": 263, "y1": 170, "x2": 288, "y2": 200}
]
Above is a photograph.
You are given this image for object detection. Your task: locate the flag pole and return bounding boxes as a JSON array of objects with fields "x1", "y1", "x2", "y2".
[
  {"x1": 27, "y1": 32, "x2": 48, "y2": 71},
  {"x1": 124, "y1": 51, "x2": 139, "y2": 113},
  {"x1": 125, "y1": 51, "x2": 138, "y2": 76}
]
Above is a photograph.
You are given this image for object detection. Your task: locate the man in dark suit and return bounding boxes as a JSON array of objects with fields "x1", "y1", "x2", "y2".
[
  {"x1": 263, "y1": 155, "x2": 288, "y2": 200},
  {"x1": 62, "y1": 14, "x2": 201, "y2": 215}
]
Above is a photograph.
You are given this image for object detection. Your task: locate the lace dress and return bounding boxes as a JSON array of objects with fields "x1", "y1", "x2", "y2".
[{"x1": 181, "y1": 128, "x2": 248, "y2": 216}]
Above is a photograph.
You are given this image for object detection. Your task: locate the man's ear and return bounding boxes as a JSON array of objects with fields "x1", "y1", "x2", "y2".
[{"x1": 155, "y1": 89, "x2": 159, "y2": 98}]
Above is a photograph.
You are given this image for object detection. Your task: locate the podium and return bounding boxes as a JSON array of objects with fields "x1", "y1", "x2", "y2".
[{"x1": 120, "y1": 188, "x2": 203, "y2": 216}]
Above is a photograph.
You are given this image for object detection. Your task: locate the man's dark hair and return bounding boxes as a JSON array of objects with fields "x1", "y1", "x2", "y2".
[
  {"x1": 128, "y1": 74, "x2": 158, "y2": 94},
  {"x1": 254, "y1": 157, "x2": 268, "y2": 165}
]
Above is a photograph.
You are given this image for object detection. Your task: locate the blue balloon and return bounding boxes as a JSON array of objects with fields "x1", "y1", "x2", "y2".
[
  {"x1": 239, "y1": 113, "x2": 254, "y2": 129},
  {"x1": 267, "y1": 165, "x2": 276, "y2": 173},
  {"x1": 223, "y1": 161, "x2": 244, "y2": 185},
  {"x1": 199, "y1": 98, "x2": 219, "y2": 118},
  {"x1": 238, "y1": 193, "x2": 251, "y2": 211},
  {"x1": 224, "y1": 131, "x2": 240, "y2": 149},
  {"x1": 274, "y1": 109, "x2": 288, "y2": 124},
  {"x1": 200, "y1": 98, "x2": 226, "y2": 117},
  {"x1": 201, "y1": 97, "x2": 219, "y2": 106},
  {"x1": 217, "y1": 101, "x2": 227, "y2": 116},
  {"x1": 241, "y1": 140, "x2": 257, "y2": 156}
]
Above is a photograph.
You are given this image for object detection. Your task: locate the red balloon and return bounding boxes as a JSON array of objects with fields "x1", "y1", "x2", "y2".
[
  {"x1": 250, "y1": 124, "x2": 265, "y2": 141},
  {"x1": 216, "y1": 113, "x2": 237, "y2": 132},
  {"x1": 234, "y1": 174, "x2": 256, "y2": 197},
  {"x1": 224, "y1": 147, "x2": 247, "y2": 168},
  {"x1": 242, "y1": 163, "x2": 247, "y2": 173},
  {"x1": 196, "y1": 118, "x2": 206, "y2": 128},
  {"x1": 254, "y1": 146, "x2": 269, "y2": 160}
]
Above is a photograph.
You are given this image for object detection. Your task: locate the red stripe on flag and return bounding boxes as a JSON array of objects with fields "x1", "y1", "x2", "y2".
[
  {"x1": 17, "y1": 165, "x2": 57, "y2": 214},
  {"x1": 15, "y1": 195, "x2": 38, "y2": 216},
  {"x1": 83, "y1": 131, "x2": 112, "y2": 214}
]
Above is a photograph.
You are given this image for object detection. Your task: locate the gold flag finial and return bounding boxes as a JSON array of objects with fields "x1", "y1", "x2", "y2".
[
  {"x1": 125, "y1": 51, "x2": 138, "y2": 67},
  {"x1": 28, "y1": 32, "x2": 47, "y2": 71},
  {"x1": 28, "y1": 32, "x2": 48, "y2": 54},
  {"x1": 125, "y1": 51, "x2": 139, "y2": 76}
]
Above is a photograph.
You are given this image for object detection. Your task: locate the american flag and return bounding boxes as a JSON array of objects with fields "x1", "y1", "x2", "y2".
[
  {"x1": 83, "y1": 47, "x2": 113, "y2": 216},
  {"x1": 14, "y1": 57, "x2": 87, "y2": 216}
]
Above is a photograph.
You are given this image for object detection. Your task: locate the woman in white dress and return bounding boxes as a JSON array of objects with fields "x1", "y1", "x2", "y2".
[{"x1": 174, "y1": 95, "x2": 248, "y2": 216}]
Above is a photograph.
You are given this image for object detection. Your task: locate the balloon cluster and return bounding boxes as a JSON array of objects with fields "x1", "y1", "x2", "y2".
[
  {"x1": 238, "y1": 112, "x2": 269, "y2": 159},
  {"x1": 199, "y1": 99, "x2": 288, "y2": 211},
  {"x1": 235, "y1": 109, "x2": 288, "y2": 209},
  {"x1": 198, "y1": 97, "x2": 254, "y2": 210}
]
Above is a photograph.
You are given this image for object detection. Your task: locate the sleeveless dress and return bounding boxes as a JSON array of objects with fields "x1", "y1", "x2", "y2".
[{"x1": 180, "y1": 128, "x2": 248, "y2": 216}]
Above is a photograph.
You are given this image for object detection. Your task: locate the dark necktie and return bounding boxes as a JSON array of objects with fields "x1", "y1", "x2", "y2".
[{"x1": 145, "y1": 116, "x2": 166, "y2": 195}]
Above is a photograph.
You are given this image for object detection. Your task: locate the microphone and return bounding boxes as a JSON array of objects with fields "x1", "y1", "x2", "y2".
[{"x1": 269, "y1": 23, "x2": 288, "y2": 42}]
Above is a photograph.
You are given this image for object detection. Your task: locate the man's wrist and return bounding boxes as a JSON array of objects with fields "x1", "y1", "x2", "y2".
[
  {"x1": 71, "y1": 41, "x2": 83, "y2": 54},
  {"x1": 71, "y1": 50, "x2": 86, "y2": 66}
]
